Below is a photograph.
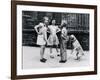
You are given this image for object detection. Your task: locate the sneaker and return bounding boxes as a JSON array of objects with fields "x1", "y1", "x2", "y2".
[
  {"x1": 50, "y1": 54, "x2": 54, "y2": 59},
  {"x1": 75, "y1": 57, "x2": 80, "y2": 60},
  {"x1": 40, "y1": 58, "x2": 47, "y2": 63},
  {"x1": 82, "y1": 53, "x2": 84, "y2": 56},
  {"x1": 57, "y1": 54, "x2": 60, "y2": 57},
  {"x1": 59, "y1": 60, "x2": 67, "y2": 63}
]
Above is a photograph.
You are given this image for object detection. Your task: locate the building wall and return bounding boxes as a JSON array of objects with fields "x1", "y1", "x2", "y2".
[{"x1": 22, "y1": 11, "x2": 89, "y2": 50}]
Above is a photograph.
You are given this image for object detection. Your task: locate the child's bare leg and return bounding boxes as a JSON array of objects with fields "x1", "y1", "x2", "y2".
[
  {"x1": 55, "y1": 45, "x2": 59, "y2": 53},
  {"x1": 50, "y1": 45, "x2": 54, "y2": 58},
  {"x1": 40, "y1": 45, "x2": 45, "y2": 59},
  {"x1": 50, "y1": 46, "x2": 52, "y2": 53},
  {"x1": 56, "y1": 45, "x2": 60, "y2": 56},
  {"x1": 40, "y1": 45, "x2": 47, "y2": 62}
]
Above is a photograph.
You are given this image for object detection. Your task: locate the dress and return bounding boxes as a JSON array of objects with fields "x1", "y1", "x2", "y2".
[
  {"x1": 47, "y1": 25, "x2": 59, "y2": 45},
  {"x1": 36, "y1": 23, "x2": 47, "y2": 46}
]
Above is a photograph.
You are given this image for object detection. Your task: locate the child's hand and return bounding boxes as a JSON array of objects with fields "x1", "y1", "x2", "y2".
[
  {"x1": 43, "y1": 37, "x2": 48, "y2": 42},
  {"x1": 37, "y1": 32, "x2": 42, "y2": 35},
  {"x1": 45, "y1": 40, "x2": 48, "y2": 43}
]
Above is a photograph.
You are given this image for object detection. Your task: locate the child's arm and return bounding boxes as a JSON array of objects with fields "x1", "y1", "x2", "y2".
[
  {"x1": 34, "y1": 25, "x2": 39, "y2": 33},
  {"x1": 34, "y1": 23, "x2": 42, "y2": 34},
  {"x1": 56, "y1": 26, "x2": 60, "y2": 33},
  {"x1": 47, "y1": 26, "x2": 51, "y2": 33},
  {"x1": 43, "y1": 28, "x2": 48, "y2": 43},
  {"x1": 56, "y1": 27, "x2": 61, "y2": 33}
]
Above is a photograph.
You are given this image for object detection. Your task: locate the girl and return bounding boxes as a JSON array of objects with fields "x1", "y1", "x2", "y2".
[
  {"x1": 34, "y1": 17, "x2": 49, "y2": 63},
  {"x1": 47, "y1": 19, "x2": 60, "y2": 58}
]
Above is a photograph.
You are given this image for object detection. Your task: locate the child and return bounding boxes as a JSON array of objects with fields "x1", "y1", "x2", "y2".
[
  {"x1": 47, "y1": 19, "x2": 60, "y2": 58},
  {"x1": 59, "y1": 20, "x2": 68, "y2": 63},
  {"x1": 34, "y1": 17, "x2": 49, "y2": 63},
  {"x1": 70, "y1": 35, "x2": 84, "y2": 60}
]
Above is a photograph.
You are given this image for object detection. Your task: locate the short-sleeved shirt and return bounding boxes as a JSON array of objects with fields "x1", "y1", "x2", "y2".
[{"x1": 61, "y1": 27, "x2": 68, "y2": 40}]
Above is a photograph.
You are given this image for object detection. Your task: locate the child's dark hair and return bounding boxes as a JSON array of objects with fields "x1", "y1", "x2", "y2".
[
  {"x1": 61, "y1": 20, "x2": 67, "y2": 29},
  {"x1": 61, "y1": 23, "x2": 67, "y2": 29},
  {"x1": 49, "y1": 19, "x2": 56, "y2": 25}
]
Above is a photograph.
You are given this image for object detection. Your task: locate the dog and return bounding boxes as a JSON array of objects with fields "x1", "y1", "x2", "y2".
[{"x1": 70, "y1": 35, "x2": 84, "y2": 60}]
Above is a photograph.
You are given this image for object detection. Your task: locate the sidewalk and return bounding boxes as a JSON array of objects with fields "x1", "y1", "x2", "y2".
[{"x1": 22, "y1": 46, "x2": 90, "y2": 69}]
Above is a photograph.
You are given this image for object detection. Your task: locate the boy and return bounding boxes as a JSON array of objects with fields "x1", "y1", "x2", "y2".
[{"x1": 59, "y1": 20, "x2": 68, "y2": 63}]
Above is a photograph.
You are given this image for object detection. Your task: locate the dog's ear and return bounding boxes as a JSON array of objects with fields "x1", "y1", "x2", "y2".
[
  {"x1": 71, "y1": 37, "x2": 75, "y2": 41},
  {"x1": 69, "y1": 36, "x2": 74, "y2": 42}
]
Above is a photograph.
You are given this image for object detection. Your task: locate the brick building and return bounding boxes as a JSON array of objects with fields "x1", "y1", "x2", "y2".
[{"x1": 22, "y1": 11, "x2": 89, "y2": 50}]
